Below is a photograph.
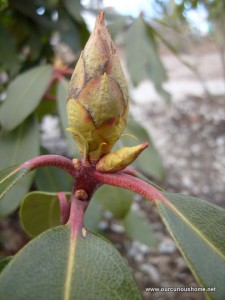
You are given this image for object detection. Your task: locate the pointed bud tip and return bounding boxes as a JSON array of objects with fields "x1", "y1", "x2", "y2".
[
  {"x1": 95, "y1": 11, "x2": 105, "y2": 28},
  {"x1": 140, "y1": 142, "x2": 149, "y2": 150},
  {"x1": 96, "y1": 142, "x2": 149, "y2": 173}
]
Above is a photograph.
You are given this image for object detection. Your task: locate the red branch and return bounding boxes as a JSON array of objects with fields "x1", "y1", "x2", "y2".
[
  {"x1": 57, "y1": 192, "x2": 71, "y2": 224},
  {"x1": 94, "y1": 171, "x2": 171, "y2": 206},
  {"x1": 20, "y1": 155, "x2": 76, "y2": 178},
  {"x1": 68, "y1": 194, "x2": 88, "y2": 239}
]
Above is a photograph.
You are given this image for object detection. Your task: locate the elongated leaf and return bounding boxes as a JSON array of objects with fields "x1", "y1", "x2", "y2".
[
  {"x1": 122, "y1": 117, "x2": 165, "y2": 181},
  {"x1": 0, "y1": 225, "x2": 142, "y2": 299},
  {"x1": 57, "y1": 79, "x2": 77, "y2": 155},
  {"x1": 63, "y1": 0, "x2": 83, "y2": 22},
  {"x1": 0, "y1": 115, "x2": 39, "y2": 216},
  {"x1": 95, "y1": 185, "x2": 133, "y2": 219},
  {"x1": 0, "y1": 257, "x2": 12, "y2": 273},
  {"x1": 125, "y1": 17, "x2": 170, "y2": 101},
  {"x1": 157, "y1": 193, "x2": 225, "y2": 300},
  {"x1": 59, "y1": 15, "x2": 81, "y2": 54},
  {"x1": 35, "y1": 166, "x2": 73, "y2": 192},
  {"x1": 123, "y1": 209, "x2": 158, "y2": 248},
  {"x1": 0, "y1": 166, "x2": 29, "y2": 202},
  {"x1": 0, "y1": 27, "x2": 20, "y2": 75},
  {"x1": 0, "y1": 65, "x2": 52, "y2": 131},
  {"x1": 84, "y1": 197, "x2": 103, "y2": 232},
  {"x1": 20, "y1": 192, "x2": 70, "y2": 237}
]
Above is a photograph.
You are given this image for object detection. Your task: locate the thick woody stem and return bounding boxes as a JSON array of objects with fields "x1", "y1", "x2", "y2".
[
  {"x1": 20, "y1": 155, "x2": 76, "y2": 178},
  {"x1": 94, "y1": 171, "x2": 171, "y2": 207}
]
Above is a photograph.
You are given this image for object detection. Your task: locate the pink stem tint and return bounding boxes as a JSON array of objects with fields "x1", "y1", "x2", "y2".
[
  {"x1": 94, "y1": 171, "x2": 171, "y2": 206},
  {"x1": 57, "y1": 192, "x2": 71, "y2": 224},
  {"x1": 68, "y1": 193, "x2": 88, "y2": 238},
  {"x1": 20, "y1": 155, "x2": 76, "y2": 178}
]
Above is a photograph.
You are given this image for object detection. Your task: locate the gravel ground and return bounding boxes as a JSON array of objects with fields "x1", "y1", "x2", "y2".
[
  {"x1": 133, "y1": 94, "x2": 225, "y2": 207},
  {"x1": 1, "y1": 94, "x2": 224, "y2": 300},
  {"x1": 106, "y1": 93, "x2": 225, "y2": 300}
]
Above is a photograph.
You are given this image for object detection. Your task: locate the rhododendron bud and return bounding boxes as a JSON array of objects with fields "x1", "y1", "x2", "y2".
[
  {"x1": 96, "y1": 143, "x2": 148, "y2": 173},
  {"x1": 67, "y1": 11, "x2": 128, "y2": 163}
]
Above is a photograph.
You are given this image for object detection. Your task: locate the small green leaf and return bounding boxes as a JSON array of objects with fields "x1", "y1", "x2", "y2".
[
  {"x1": 57, "y1": 79, "x2": 77, "y2": 155},
  {"x1": 0, "y1": 115, "x2": 40, "y2": 216},
  {"x1": 107, "y1": 15, "x2": 128, "y2": 39},
  {"x1": 0, "y1": 65, "x2": 52, "y2": 131},
  {"x1": 0, "y1": 257, "x2": 12, "y2": 273},
  {"x1": 0, "y1": 166, "x2": 29, "y2": 201},
  {"x1": 125, "y1": 17, "x2": 170, "y2": 101},
  {"x1": 0, "y1": 27, "x2": 20, "y2": 75},
  {"x1": 84, "y1": 197, "x2": 103, "y2": 232},
  {"x1": 63, "y1": 0, "x2": 83, "y2": 22},
  {"x1": 123, "y1": 117, "x2": 165, "y2": 181},
  {"x1": 20, "y1": 192, "x2": 69, "y2": 237},
  {"x1": 0, "y1": 226, "x2": 142, "y2": 300},
  {"x1": 35, "y1": 166, "x2": 73, "y2": 192},
  {"x1": 95, "y1": 185, "x2": 133, "y2": 219},
  {"x1": 123, "y1": 209, "x2": 158, "y2": 248},
  {"x1": 157, "y1": 193, "x2": 225, "y2": 299}
]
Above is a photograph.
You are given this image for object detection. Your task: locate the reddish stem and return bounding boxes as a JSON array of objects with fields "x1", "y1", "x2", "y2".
[
  {"x1": 68, "y1": 193, "x2": 88, "y2": 238},
  {"x1": 44, "y1": 93, "x2": 56, "y2": 101},
  {"x1": 94, "y1": 171, "x2": 171, "y2": 206},
  {"x1": 20, "y1": 155, "x2": 76, "y2": 178},
  {"x1": 121, "y1": 167, "x2": 139, "y2": 177},
  {"x1": 59, "y1": 68, "x2": 74, "y2": 75},
  {"x1": 57, "y1": 192, "x2": 71, "y2": 224}
]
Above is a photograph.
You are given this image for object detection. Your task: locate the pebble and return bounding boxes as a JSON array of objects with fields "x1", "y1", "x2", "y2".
[
  {"x1": 158, "y1": 238, "x2": 177, "y2": 254},
  {"x1": 110, "y1": 223, "x2": 125, "y2": 234},
  {"x1": 140, "y1": 264, "x2": 161, "y2": 283},
  {"x1": 134, "y1": 95, "x2": 225, "y2": 208},
  {"x1": 98, "y1": 220, "x2": 109, "y2": 231}
]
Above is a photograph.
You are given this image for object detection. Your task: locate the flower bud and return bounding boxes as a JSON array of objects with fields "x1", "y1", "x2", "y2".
[
  {"x1": 96, "y1": 143, "x2": 148, "y2": 173},
  {"x1": 67, "y1": 11, "x2": 128, "y2": 162}
]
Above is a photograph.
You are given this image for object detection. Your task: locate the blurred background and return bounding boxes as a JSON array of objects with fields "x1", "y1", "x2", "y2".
[{"x1": 0, "y1": 1, "x2": 225, "y2": 299}]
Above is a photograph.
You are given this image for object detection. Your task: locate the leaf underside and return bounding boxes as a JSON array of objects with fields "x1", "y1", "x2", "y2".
[
  {"x1": 0, "y1": 225, "x2": 142, "y2": 300},
  {"x1": 157, "y1": 192, "x2": 225, "y2": 300}
]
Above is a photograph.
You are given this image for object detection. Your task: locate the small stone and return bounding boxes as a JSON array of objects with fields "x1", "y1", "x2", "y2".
[
  {"x1": 158, "y1": 238, "x2": 177, "y2": 254},
  {"x1": 134, "y1": 253, "x2": 144, "y2": 263},
  {"x1": 98, "y1": 221, "x2": 108, "y2": 231},
  {"x1": 140, "y1": 264, "x2": 161, "y2": 283},
  {"x1": 110, "y1": 223, "x2": 125, "y2": 233},
  {"x1": 103, "y1": 211, "x2": 113, "y2": 219}
]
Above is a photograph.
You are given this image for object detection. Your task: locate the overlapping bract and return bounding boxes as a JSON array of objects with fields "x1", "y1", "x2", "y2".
[{"x1": 67, "y1": 12, "x2": 128, "y2": 162}]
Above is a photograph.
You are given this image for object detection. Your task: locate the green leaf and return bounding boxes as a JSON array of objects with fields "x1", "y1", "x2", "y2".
[
  {"x1": 59, "y1": 15, "x2": 81, "y2": 53},
  {"x1": 0, "y1": 165, "x2": 25, "y2": 199},
  {"x1": 107, "y1": 15, "x2": 128, "y2": 39},
  {"x1": 20, "y1": 192, "x2": 69, "y2": 237},
  {"x1": 0, "y1": 27, "x2": 20, "y2": 75},
  {"x1": 57, "y1": 79, "x2": 77, "y2": 155},
  {"x1": 35, "y1": 166, "x2": 73, "y2": 192},
  {"x1": 63, "y1": 0, "x2": 83, "y2": 22},
  {"x1": 125, "y1": 17, "x2": 170, "y2": 101},
  {"x1": 123, "y1": 117, "x2": 165, "y2": 181},
  {"x1": 0, "y1": 257, "x2": 12, "y2": 273},
  {"x1": 0, "y1": 115, "x2": 40, "y2": 216},
  {"x1": 0, "y1": 225, "x2": 142, "y2": 300},
  {"x1": 123, "y1": 209, "x2": 158, "y2": 248},
  {"x1": 84, "y1": 197, "x2": 103, "y2": 232},
  {"x1": 95, "y1": 185, "x2": 133, "y2": 219},
  {"x1": 0, "y1": 65, "x2": 52, "y2": 131},
  {"x1": 157, "y1": 193, "x2": 225, "y2": 299}
]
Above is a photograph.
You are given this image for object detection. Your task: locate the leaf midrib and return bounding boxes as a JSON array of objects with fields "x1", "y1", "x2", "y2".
[
  {"x1": 4, "y1": 66, "x2": 50, "y2": 128},
  {"x1": 157, "y1": 200, "x2": 225, "y2": 260}
]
